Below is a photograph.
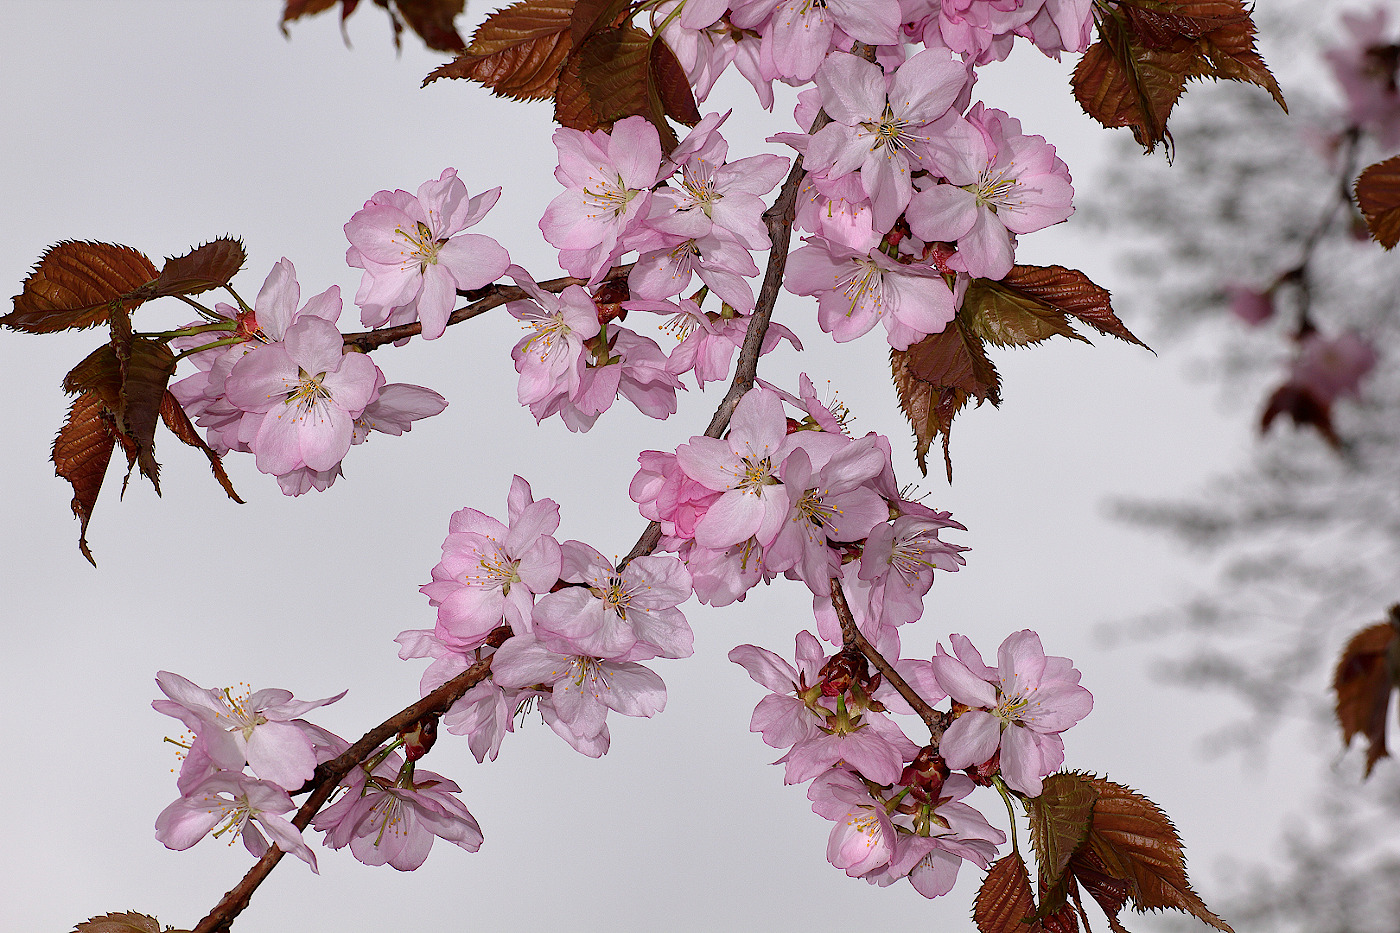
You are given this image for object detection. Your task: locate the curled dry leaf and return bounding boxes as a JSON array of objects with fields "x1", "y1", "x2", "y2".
[
  {"x1": 424, "y1": 0, "x2": 573, "y2": 101},
  {"x1": 1355, "y1": 154, "x2": 1400, "y2": 250},
  {"x1": 3, "y1": 241, "x2": 158, "y2": 333},
  {"x1": 159, "y1": 391, "x2": 243, "y2": 505},
  {"x1": 1332, "y1": 608, "x2": 1400, "y2": 775}
]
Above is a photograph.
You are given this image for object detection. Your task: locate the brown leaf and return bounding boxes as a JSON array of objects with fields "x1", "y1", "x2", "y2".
[
  {"x1": 1332, "y1": 611, "x2": 1400, "y2": 775},
  {"x1": 281, "y1": 0, "x2": 351, "y2": 26},
  {"x1": 53, "y1": 392, "x2": 120, "y2": 567},
  {"x1": 393, "y1": 0, "x2": 467, "y2": 52},
  {"x1": 62, "y1": 344, "x2": 123, "y2": 410},
  {"x1": 975, "y1": 854, "x2": 1038, "y2": 933},
  {"x1": 1356, "y1": 154, "x2": 1400, "y2": 250},
  {"x1": 554, "y1": 50, "x2": 603, "y2": 130},
  {"x1": 117, "y1": 338, "x2": 177, "y2": 491},
  {"x1": 576, "y1": 25, "x2": 651, "y2": 124},
  {"x1": 1169, "y1": 0, "x2": 1285, "y2": 111},
  {"x1": 152, "y1": 238, "x2": 246, "y2": 298},
  {"x1": 1074, "y1": 0, "x2": 1282, "y2": 152},
  {"x1": 3, "y1": 241, "x2": 157, "y2": 333},
  {"x1": 1028, "y1": 772, "x2": 1100, "y2": 899},
  {"x1": 1080, "y1": 775, "x2": 1232, "y2": 932},
  {"x1": 571, "y1": 0, "x2": 631, "y2": 48},
  {"x1": 73, "y1": 912, "x2": 165, "y2": 933},
  {"x1": 1000, "y1": 265, "x2": 1147, "y2": 348},
  {"x1": 891, "y1": 320, "x2": 999, "y2": 480},
  {"x1": 424, "y1": 0, "x2": 573, "y2": 100},
  {"x1": 160, "y1": 391, "x2": 244, "y2": 504},
  {"x1": 962, "y1": 278, "x2": 1087, "y2": 348},
  {"x1": 1072, "y1": 28, "x2": 1190, "y2": 153},
  {"x1": 1069, "y1": 847, "x2": 1134, "y2": 933},
  {"x1": 651, "y1": 36, "x2": 700, "y2": 126}
]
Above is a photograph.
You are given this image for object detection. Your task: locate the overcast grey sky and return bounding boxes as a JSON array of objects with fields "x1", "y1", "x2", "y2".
[{"x1": 0, "y1": 3, "x2": 1275, "y2": 931}]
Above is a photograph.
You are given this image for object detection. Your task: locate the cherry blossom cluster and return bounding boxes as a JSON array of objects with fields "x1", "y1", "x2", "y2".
[
  {"x1": 169, "y1": 258, "x2": 447, "y2": 495},
  {"x1": 153, "y1": 672, "x2": 484, "y2": 872},
  {"x1": 400, "y1": 475, "x2": 694, "y2": 759},
  {"x1": 729, "y1": 627, "x2": 1090, "y2": 894}
]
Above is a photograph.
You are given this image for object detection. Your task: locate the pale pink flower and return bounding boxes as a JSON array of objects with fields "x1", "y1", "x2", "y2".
[
  {"x1": 345, "y1": 168, "x2": 510, "y2": 340},
  {"x1": 420, "y1": 476, "x2": 564, "y2": 651},
  {"x1": 315, "y1": 753, "x2": 483, "y2": 870},
  {"x1": 785, "y1": 236, "x2": 960, "y2": 348},
  {"x1": 932, "y1": 631, "x2": 1092, "y2": 796},
  {"x1": 532, "y1": 541, "x2": 694, "y2": 661},
  {"x1": 1292, "y1": 330, "x2": 1378, "y2": 403},
  {"x1": 540, "y1": 117, "x2": 662, "y2": 285},
  {"x1": 505, "y1": 268, "x2": 601, "y2": 405},
  {"x1": 908, "y1": 106, "x2": 1074, "y2": 280},
  {"x1": 804, "y1": 49, "x2": 970, "y2": 231},
  {"x1": 223, "y1": 316, "x2": 382, "y2": 477},
  {"x1": 153, "y1": 671, "x2": 344, "y2": 791},
  {"x1": 156, "y1": 772, "x2": 318, "y2": 871}
]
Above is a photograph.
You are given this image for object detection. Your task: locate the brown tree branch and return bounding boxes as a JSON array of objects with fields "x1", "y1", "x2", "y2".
[{"x1": 828, "y1": 576, "x2": 945, "y2": 742}]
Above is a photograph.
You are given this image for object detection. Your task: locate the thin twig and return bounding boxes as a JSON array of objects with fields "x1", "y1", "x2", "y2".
[
  {"x1": 828, "y1": 576, "x2": 945, "y2": 742},
  {"x1": 191, "y1": 654, "x2": 496, "y2": 933}
]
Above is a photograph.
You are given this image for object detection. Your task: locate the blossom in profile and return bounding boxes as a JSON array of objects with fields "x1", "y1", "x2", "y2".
[{"x1": 345, "y1": 168, "x2": 511, "y2": 340}]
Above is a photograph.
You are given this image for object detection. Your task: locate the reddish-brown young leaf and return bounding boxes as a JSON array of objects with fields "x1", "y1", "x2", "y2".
[
  {"x1": 392, "y1": 0, "x2": 467, "y2": 52},
  {"x1": 1356, "y1": 154, "x2": 1400, "y2": 250},
  {"x1": 160, "y1": 391, "x2": 243, "y2": 505},
  {"x1": 62, "y1": 344, "x2": 123, "y2": 410},
  {"x1": 116, "y1": 337, "x2": 177, "y2": 492},
  {"x1": 3, "y1": 241, "x2": 158, "y2": 333},
  {"x1": 891, "y1": 318, "x2": 1000, "y2": 481},
  {"x1": 962, "y1": 278, "x2": 1088, "y2": 348},
  {"x1": 1332, "y1": 610, "x2": 1400, "y2": 775},
  {"x1": 571, "y1": 0, "x2": 631, "y2": 48},
  {"x1": 152, "y1": 238, "x2": 247, "y2": 298},
  {"x1": 53, "y1": 391, "x2": 120, "y2": 567},
  {"x1": 651, "y1": 36, "x2": 701, "y2": 127},
  {"x1": 1079, "y1": 775, "x2": 1232, "y2": 932},
  {"x1": 72, "y1": 912, "x2": 171, "y2": 933},
  {"x1": 1072, "y1": 29, "x2": 1191, "y2": 153},
  {"x1": 1122, "y1": 2, "x2": 1246, "y2": 47},
  {"x1": 72, "y1": 912, "x2": 172, "y2": 933},
  {"x1": 576, "y1": 25, "x2": 651, "y2": 124},
  {"x1": 555, "y1": 49, "x2": 603, "y2": 129},
  {"x1": 1069, "y1": 847, "x2": 1135, "y2": 933},
  {"x1": 1028, "y1": 771, "x2": 1100, "y2": 912},
  {"x1": 423, "y1": 0, "x2": 573, "y2": 101},
  {"x1": 975, "y1": 854, "x2": 1039, "y2": 933},
  {"x1": 1170, "y1": 0, "x2": 1285, "y2": 111},
  {"x1": 1000, "y1": 264, "x2": 1147, "y2": 348},
  {"x1": 281, "y1": 0, "x2": 355, "y2": 27}
]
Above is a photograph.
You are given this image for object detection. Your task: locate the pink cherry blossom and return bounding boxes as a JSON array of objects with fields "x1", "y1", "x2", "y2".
[
  {"x1": 908, "y1": 106, "x2": 1074, "y2": 280},
  {"x1": 932, "y1": 631, "x2": 1092, "y2": 796},
  {"x1": 540, "y1": 117, "x2": 662, "y2": 285},
  {"x1": 804, "y1": 49, "x2": 971, "y2": 231},
  {"x1": 314, "y1": 753, "x2": 483, "y2": 870},
  {"x1": 345, "y1": 168, "x2": 511, "y2": 340},
  {"x1": 153, "y1": 671, "x2": 345, "y2": 791},
  {"x1": 156, "y1": 772, "x2": 319, "y2": 871},
  {"x1": 420, "y1": 475, "x2": 564, "y2": 651}
]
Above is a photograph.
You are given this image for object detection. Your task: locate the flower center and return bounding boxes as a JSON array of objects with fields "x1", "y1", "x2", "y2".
[
  {"x1": 287, "y1": 368, "x2": 333, "y2": 413},
  {"x1": 681, "y1": 161, "x2": 721, "y2": 216},
  {"x1": 835, "y1": 258, "x2": 887, "y2": 317},
  {"x1": 796, "y1": 486, "x2": 839, "y2": 532},
  {"x1": 582, "y1": 173, "x2": 639, "y2": 219},
  {"x1": 735, "y1": 455, "x2": 776, "y2": 493},
  {"x1": 968, "y1": 163, "x2": 1022, "y2": 215},
  {"x1": 396, "y1": 220, "x2": 444, "y2": 271}
]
